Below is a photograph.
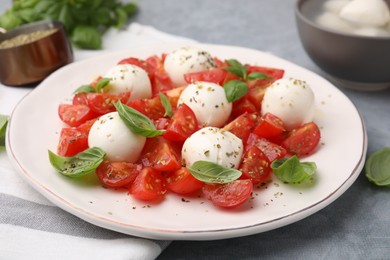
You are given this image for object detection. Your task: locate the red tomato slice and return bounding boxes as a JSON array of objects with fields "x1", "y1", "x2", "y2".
[
  {"x1": 282, "y1": 122, "x2": 321, "y2": 157},
  {"x1": 246, "y1": 133, "x2": 287, "y2": 162},
  {"x1": 184, "y1": 68, "x2": 227, "y2": 85},
  {"x1": 165, "y1": 167, "x2": 204, "y2": 194},
  {"x1": 246, "y1": 65, "x2": 284, "y2": 80},
  {"x1": 213, "y1": 57, "x2": 227, "y2": 68},
  {"x1": 163, "y1": 104, "x2": 199, "y2": 142},
  {"x1": 57, "y1": 128, "x2": 88, "y2": 156},
  {"x1": 140, "y1": 136, "x2": 181, "y2": 172},
  {"x1": 130, "y1": 167, "x2": 166, "y2": 201},
  {"x1": 128, "y1": 96, "x2": 166, "y2": 120},
  {"x1": 163, "y1": 86, "x2": 185, "y2": 108},
  {"x1": 202, "y1": 180, "x2": 253, "y2": 208},
  {"x1": 73, "y1": 92, "x2": 131, "y2": 115},
  {"x1": 146, "y1": 55, "x2": 175, "y2": 95},
  {"x1": 223, "y1": 112, "x2": 257, "y2": 143},
  {"x1": 96, "y1": 161, "x2": 142, "y2": 188},
  {"x1": 240, "y1": 146, "x2": 271, "y2": 184},
  {"x1": 253, "y1": 112, "x2": 286, "y2": 138},
  {"x1": 231, "y1": 96, "x2": 258, "y2": 119},
  {"x1": 56, "y1": 119, "x2": 96, "y2": 156},
  {"x1": 247, "y1": 85, "x2": 267, "y2": 110},
  {"x1": 58, "y1": 104, "x2": 98, "y2": 127}
]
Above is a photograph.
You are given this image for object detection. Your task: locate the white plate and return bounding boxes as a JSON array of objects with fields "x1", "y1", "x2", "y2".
[{"x1": 6, "y1": 43, "x2": 367, "y2": 240}]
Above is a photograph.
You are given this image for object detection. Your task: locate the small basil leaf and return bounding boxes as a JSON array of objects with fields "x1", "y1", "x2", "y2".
[
  {"x1": 159, "y1": 93, "x2": 173, "y2": 118},
  {"x1": 365, "y1": 147, "x2": 390, "y2": 186},
  {"x1": 188, "y1": 160, "x2": 242, "y2": 184},
  {"x1": 224, "y1": 80, "x2": 248, "y2": 103},
  {"x1": 48, "y1": 147, "x2": 105, "y2": 178},
  {"x1": 0, "y1": 114, "x2": 9, "y2": 146},
  {"x1": 224, "y1": 59, "x2": 247, "y2": 79},
  {"x1": 247, "y1": 72, "x2": 270, "y2": 81},
  {"x1": 115, "y1": 101, "x2": 165, "y2": 138},
  {"x1": 271, "y1": 155, "x2": 316, "y2": 184},
  {"x1": 95, "y1": 77, "x2": 111, "y2": 92},
  {"x1": 73, "y1": 85, "x2": 96, "y2": 94}
]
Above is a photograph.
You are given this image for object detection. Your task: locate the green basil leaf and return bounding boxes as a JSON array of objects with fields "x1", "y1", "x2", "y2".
[
  {"x1": 58, "y1": 4, "x2": 73, "y2": 31},
  {"x1": 188, "y1": 160, "x2": 242, "y2": 184},
  {"x1": 95, "y1": 77, "x2": 111, "y2": 92},
  {"x1": 0, "y1": 114, "x2": 9, "y2": 146},
  {"x1": 73, "y1": 85, "x2": 96, "y2": 94},
  {"x1": 16, "y1": 9, "x2": 38, "y2": 23},
  {"x1": 159, "y1": 93, "x2": 173, "y2": 118},
  {"x1": 0, "y1": 11, "x2": 22, "y2": 30},
  {"x1": 224, "y1": 59, "x2": 247, "y2": 79},
  {"x1": 247, "y1": 72, "x2": 270, "y2": 81},
  {"x1": 115, "y1": 101, "x2": 165, "y2": 138},
  {"x1": 271, "y1": 155, "x2": 316, "y2": 184},
  {"x1": 223, "y1": 80, "x2": 248, "y2": 103},
  {"x1": 48, "y1": 147, "x2": 105, "y2": 178},
  {"x1": 92, "y1": 7, "x2": 112, "y2": 26},
  {"x1": 71, "y1": 25, "x2": 102, "y2": 50},
  {"x1": 365, "y1": 147, "x2": 390, "y2": 186},
  {"x1": 123, "y1": 2, "x2": 138, "y2": 16}
]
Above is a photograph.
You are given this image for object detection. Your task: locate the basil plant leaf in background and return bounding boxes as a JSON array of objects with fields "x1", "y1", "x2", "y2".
[{"x1": 0, "y1": 114, "x2": 9, "y2": 146}]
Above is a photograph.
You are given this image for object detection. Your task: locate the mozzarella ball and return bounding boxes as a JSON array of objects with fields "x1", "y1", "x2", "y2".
[
  {"x1": 261, "y1": 78, "x2": 315, "y2": 130},
  {"x1": 88, "y1": 112, "x2": 146, "y2": 162},
  {"x1": 353, "y1": 26, "x2": 390, "y2": 37},
  {"x1": 164, "y1": 47, "x2": 216, "y2": 87},
  {"x1": 182, "y1": 127, "x2": 243, "y2": 169},
  {"x1": 177, "y1": 82, "x2": 232, "y2": 127},
  {"x1": 316, "y1": 12, "x2": 355, "y2": 33},
  {"x1": 339, "y1": 0, "x2": 390, "y2": 27},
  {"x1": 104, "y1": 64, "x2": 152, "y2": 100},
  {"x1": 323, "y1": 0, "x2": 350, "y2": 14}
]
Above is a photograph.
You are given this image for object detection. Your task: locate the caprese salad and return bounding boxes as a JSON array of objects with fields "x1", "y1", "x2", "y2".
[{"x1": 49, "y1": 46, "x2": 321, "y2": 208}]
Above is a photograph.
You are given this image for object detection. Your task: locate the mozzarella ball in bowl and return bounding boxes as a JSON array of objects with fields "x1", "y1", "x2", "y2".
[
  {"x1": 261, "y1": 78, "x2": 315, "y2": 130},
  {"x1": 104, "y1": 64, "x2": 152, "y2": 100},
  {"x1": 177, "y1": 81, "x2": 232, "y2": 127},
  {"x1": 164, "y1": 46, "x2": 216, "y2": 87},
  {"x1": 88, "y1": 112, "x2": 146, "y2": 162},
  {"x1": 182, "y1": 127, "x2": 243, "y2": 169}
]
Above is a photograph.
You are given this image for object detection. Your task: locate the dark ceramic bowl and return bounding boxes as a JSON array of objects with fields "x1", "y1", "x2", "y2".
[
  {"x1": 295, "y1": 0, "x2": 390, "y2": 91},
  {"x1": 0, "y1": 20, "x2": 73, "y2": 86}
]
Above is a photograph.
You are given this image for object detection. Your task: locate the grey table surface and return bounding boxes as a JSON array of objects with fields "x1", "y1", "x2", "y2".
[{"x1": 2, "y1": 0, "x2": 390, "y2": 259}]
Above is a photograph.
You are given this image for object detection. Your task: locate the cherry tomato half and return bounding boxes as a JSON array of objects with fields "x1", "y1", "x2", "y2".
[
  {"x1": 202, "y1": 179, "x2": 253, "y2": 208},
  {"x1": 130, "y1": 167, "x2": 166, "y2": 201},
  {"x1": 96, "y1": 161, "x2": 142, "y2": 188},
  {"x1": 165, "y1": 167, "x2": 204, "y2": 194}
]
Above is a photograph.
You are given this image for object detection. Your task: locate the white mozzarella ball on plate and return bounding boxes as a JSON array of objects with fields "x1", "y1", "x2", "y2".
[
  {"x1": 261, "y1": 78, "x2": 315, "y2": 130},
  {"x1": 316, "y1": 12, "x2": 355, "y2": 33},
  {"x1": 88, "y1": 112, "x2": 146, "y2": 162},
  {"x1": 182, "y1": 127, "x2": 243, "y2": 169},
  {"x1": 164, "y1": 47, "x2": 216, "y2": 87},
  {"x1": 339, "y1": 0, "x2": 390, "y2": 27},
  {"x1": 177, "y1": 81, "x2": 232, "y2": 127},
  {"x1": 104, "y1": 64, "x2": 152, "y2": 100}
]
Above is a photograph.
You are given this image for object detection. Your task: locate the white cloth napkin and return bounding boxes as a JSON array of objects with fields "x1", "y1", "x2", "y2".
[{"x1": 0, "y1": 23, "x2": 195, "y2": 260}]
